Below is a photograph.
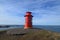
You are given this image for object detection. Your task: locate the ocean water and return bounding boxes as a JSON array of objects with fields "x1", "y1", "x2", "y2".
[
  {"x1": 0, "y1": 25, "x2": 60, "y2": 32},
  {"x1": 33, "y1": 25, "x2": 60, "y2": 32}
]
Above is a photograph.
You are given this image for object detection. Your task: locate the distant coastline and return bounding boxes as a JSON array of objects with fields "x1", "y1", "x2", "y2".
[{"x1": 0, "y1": 25, "x2": 60, "y2": 32}]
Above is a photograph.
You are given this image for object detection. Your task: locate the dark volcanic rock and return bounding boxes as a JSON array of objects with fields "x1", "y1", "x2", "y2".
[
  {"x1": 0, "y1": 25, "x2": 9, "y2": 28},
  {"x1": 6, "y1": 28, "x2": 42, "y2": 35}
]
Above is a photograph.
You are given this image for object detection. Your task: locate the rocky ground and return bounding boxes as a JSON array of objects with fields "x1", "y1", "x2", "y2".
[{"x1": 0, "y1": 28, "x2": 60, "y2": 40}]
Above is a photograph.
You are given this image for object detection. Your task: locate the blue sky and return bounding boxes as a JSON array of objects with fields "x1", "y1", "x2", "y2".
[{"x1": 0, "y1": 0, "x2": 60, "y2": 25}]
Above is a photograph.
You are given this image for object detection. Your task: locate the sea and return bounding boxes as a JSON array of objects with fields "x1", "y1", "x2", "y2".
[{"x1": 0, "y1": 25, "x2": 60, "y2": 33}]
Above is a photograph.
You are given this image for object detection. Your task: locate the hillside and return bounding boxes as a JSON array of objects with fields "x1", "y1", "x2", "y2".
[{"x1": 0, "y1": 28, "x2": 60, "y2": 40}]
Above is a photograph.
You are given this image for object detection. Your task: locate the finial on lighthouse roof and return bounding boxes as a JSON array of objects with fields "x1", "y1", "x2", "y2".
[
  {"x1": 26, "y1": 11, "x2": 32, "y2": 13},
  {"x1": 26, "y1": 11, "x2": 32, "y2": 15}
]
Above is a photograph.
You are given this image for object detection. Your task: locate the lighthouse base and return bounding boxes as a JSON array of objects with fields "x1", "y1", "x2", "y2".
[{"x1": 24, "y1": 27, "x2": 32, "y2": 29}]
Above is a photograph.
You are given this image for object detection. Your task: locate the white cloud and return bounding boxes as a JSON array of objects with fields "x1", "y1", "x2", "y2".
[
  {"x1": 0, "y1": 0, "x2": 60, "y2": 25},
  {"x1": 33, "y1": 15, "x2": 60, "y2": 25},
  {"x1": 0, "y1": 15, "x2": 24, "y2": 25}
]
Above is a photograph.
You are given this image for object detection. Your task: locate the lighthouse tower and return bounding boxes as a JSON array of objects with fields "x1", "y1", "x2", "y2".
[{"x1": 24, "y1": 12, "x2": 33, "y2": 29}]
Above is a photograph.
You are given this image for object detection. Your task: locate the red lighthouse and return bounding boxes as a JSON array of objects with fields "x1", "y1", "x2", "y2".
[{"x1": 24, "y1": 12, "x2": 33, "y2": 29}]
